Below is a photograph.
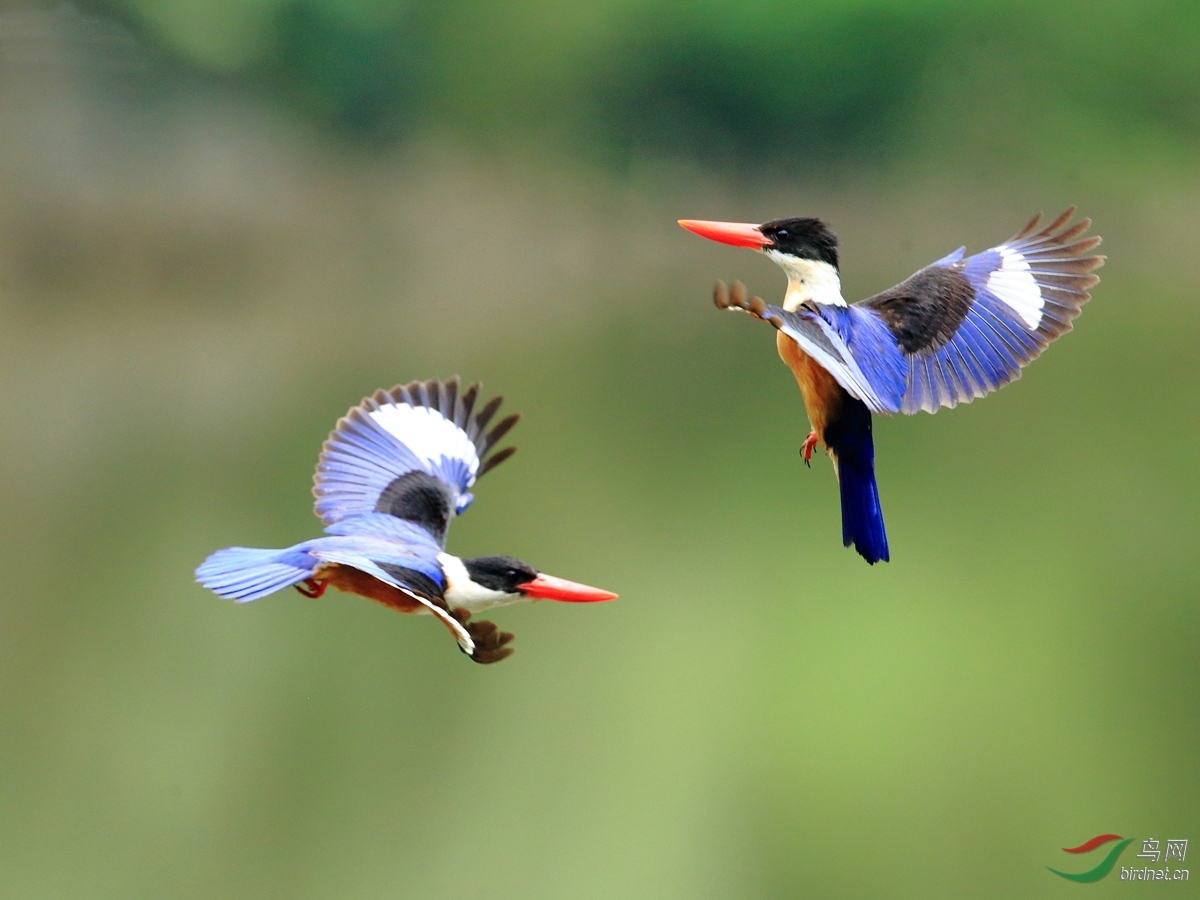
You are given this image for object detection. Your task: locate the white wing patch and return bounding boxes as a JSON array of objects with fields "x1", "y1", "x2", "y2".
[
  {"x1": 987, "y1": 246, "x2": 1043, "y2": 329},
  {"x1": 369, "y1": 403, "x2": 480, "y2": 480}
]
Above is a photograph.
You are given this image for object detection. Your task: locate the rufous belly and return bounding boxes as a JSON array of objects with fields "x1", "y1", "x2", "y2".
[
  {"x1": 776, "y1": 331, "x2": 842, "y2": 442},
  {"x1": 311, "y1": 563, "x2": 426, "y2": 613}
]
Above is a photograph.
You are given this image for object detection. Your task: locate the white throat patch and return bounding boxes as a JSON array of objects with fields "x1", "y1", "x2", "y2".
[{"x1": 764, "y1": 251, "x2": 845, "y2": 310}]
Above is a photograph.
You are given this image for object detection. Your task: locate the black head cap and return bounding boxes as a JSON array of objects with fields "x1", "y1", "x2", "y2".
[
  {"x1": 759, "y1": 217, "x2": 839, "y2": 269},
  {"x1": 462, "y1": 555, "x2": 538, "y2": 593}
]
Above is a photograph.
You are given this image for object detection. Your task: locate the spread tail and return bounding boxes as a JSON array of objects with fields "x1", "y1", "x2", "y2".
[{"x1": 195, "y1": 545, "x2": 316, "y2": 602}]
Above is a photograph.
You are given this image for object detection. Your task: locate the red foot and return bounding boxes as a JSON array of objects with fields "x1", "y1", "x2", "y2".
[
  {"x1": 295, "y1": 578, "x2": 327, "y2": 598},
  {"x1": 801, "y1": 431, "x2": 819, "y2": 468}
]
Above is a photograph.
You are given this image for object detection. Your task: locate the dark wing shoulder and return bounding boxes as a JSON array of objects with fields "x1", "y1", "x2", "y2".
[
  {"x1": 860, "y1": 264, "x2": 976, "y2": 355},
  {"x1": 856, "y1": 209, "x2": 1103, "y2": 414},
  {"x1": 312, "y1": 377, "x2": 519, "y2": 542}
]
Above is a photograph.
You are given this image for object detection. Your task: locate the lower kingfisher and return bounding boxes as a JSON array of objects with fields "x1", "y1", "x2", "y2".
[{"x1": 196, "y1": 378, "x2": 617, "y2": 662}]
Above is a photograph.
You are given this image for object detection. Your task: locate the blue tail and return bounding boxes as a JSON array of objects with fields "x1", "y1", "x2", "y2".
[
  {"x1": 837, "y1": 450, "x2": 889, "y2": 564},
  {"x1": 195, "y1": 545, "x2": 316, "y2": 602},
  {"x1": 826, "y1": 399, "x2": 889, "y2": 564}
]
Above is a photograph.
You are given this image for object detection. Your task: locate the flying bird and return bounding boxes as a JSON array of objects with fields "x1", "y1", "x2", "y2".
[
  {"x1": 679, "y1": 208, "x2": 1103, "y2": 564},
  {"x1": 196, "y1": 378, "x2": 617, "y2": 663}
]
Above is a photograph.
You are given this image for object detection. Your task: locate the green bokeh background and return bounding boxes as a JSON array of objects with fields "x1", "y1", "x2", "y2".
[{"x1": 0, "y1": 1, "x2": 1196, "y2": 897}]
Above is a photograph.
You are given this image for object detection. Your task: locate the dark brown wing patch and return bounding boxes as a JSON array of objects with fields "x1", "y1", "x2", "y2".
[{"x1": 862, "y1": 266, "x2": 976, "y2": 354}]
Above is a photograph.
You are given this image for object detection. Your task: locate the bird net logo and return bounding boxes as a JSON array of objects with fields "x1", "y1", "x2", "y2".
[{"x1": 1048, "y1": 835, "x2": 1188, "y2": 883}]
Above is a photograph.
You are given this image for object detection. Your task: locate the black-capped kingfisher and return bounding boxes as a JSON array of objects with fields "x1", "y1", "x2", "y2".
[
  {"x1": 679, "y1": 209, "x2": 1103, "y2": 564},
  {"x1": 196, "y1": 378, "x2": 617, "y2": 663}
]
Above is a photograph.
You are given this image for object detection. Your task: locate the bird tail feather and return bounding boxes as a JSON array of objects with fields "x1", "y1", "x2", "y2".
[
  {"x1": 195, "y1": 546, "x2": 315, "y2": 603},
  {"x1": 833, "y1": 442, "x2": 890, "y2": 565}
]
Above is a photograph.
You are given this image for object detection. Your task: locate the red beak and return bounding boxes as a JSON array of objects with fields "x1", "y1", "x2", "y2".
[
  {"x1": 678, "y1": 219, "x2": 771, "y2": 249},
  {"x1": 517, "y1": 573, "x2": 618, "y2": 603}
]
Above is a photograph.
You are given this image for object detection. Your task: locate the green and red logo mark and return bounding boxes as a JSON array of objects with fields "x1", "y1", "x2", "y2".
[
  {"x1": 1048, "y1": 834, "x2": 1134, "y2": 882},
  {"x1": 1049, "y1": 835, "x2": 1190, "y2": 882}
]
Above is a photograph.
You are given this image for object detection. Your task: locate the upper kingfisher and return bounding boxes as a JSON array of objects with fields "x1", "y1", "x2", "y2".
[
  {"x1": 196, "y1": 378, "x2": 617, "y2": 663},
  {"x1": 679, "y1": 208, "x2": 1103, "y2": 564}
]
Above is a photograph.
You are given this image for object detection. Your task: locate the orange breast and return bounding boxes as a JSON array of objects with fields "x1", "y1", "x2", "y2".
[
  {"x1": 776, "y1": 331, "x2": 842, "y2": 440},
  {"x1": 312, "y1": 563, "x2": 427, "y2": 614}
]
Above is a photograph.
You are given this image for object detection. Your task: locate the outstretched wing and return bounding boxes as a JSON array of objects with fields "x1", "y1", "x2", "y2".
[
  {"x1": 858, "y1": 208, "x2": 1104, "y2": 414},
  {"x1": 312, "y1": 377, "x2": 519, "y2": 544}
]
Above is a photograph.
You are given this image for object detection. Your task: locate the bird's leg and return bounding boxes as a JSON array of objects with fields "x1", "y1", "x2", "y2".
[
  {"x1": 801, "y1": 431, "x2": 819, "y2": 468},
  {"x1": 295, "y1": 578, "x2": 327, "y2": 598},
  {"x1": 465, "y1": 618, "x2": 515, "y2": 664}
]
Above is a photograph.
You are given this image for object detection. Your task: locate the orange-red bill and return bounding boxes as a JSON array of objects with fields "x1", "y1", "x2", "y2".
[
  {"x1": 678, "y1": 219, "x2": 771, "y2": 249},
  {"x1": 517, "y1": 573, "x2": 618, "y2": 603}
]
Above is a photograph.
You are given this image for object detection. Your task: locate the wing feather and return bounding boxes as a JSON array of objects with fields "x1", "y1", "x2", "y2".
[
  {"x1": 313, "y1": 377, "x2": 519, "y2": 528},
  {"x1": 857, "y1": 209, "x2": 1102, "y2": 414},
  {"x1": 307, "y1": 545, "x2": 474, "y2": 656}
]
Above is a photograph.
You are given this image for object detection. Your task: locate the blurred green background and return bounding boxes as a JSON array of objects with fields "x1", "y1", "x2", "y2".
[{"x1": 0, "y1": 0, "x2": 1196, "y2": 897}]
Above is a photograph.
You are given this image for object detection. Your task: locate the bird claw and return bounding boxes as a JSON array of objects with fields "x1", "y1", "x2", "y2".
[
  {"x1": 801, "y1": 431, "x2": 819, "y2": 467},
  {"x1": 466, "y1": 618, "x2": 515, "y2": 664},
  {"x1": 295, "y1": 578, "x2": 327, "y2": 598},
  {"x1": 712, "y1": 280, "x2": 773, "y2": 323}
]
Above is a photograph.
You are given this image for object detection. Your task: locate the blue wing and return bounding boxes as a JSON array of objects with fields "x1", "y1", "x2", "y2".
[
  {"x1": 305, "y1": 537, "x2": 474, "y2": 654},
  {"x1": 718, "y1": 288, "x2": 906, "y2": 414},
  {"x1": 858, "y1": 208, "x2": 1103, "y2": 414},
  {"x1": 323, "y1": 511, "x2": 443, "y2": 548},
  {"x1": 772, "y1": 304, "x2": 906, "y2": 414},
  {"x1": 312, "y1": 378, "x2": 519, "y2": 540},
  {"x1": 313, "y1": 530, "x2": 445, "y2": 587}
]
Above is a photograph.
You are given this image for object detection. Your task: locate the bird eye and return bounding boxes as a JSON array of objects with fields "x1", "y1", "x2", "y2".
[{"x1": 776, "y1": 229, "x2": 789, "y2": 240}]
